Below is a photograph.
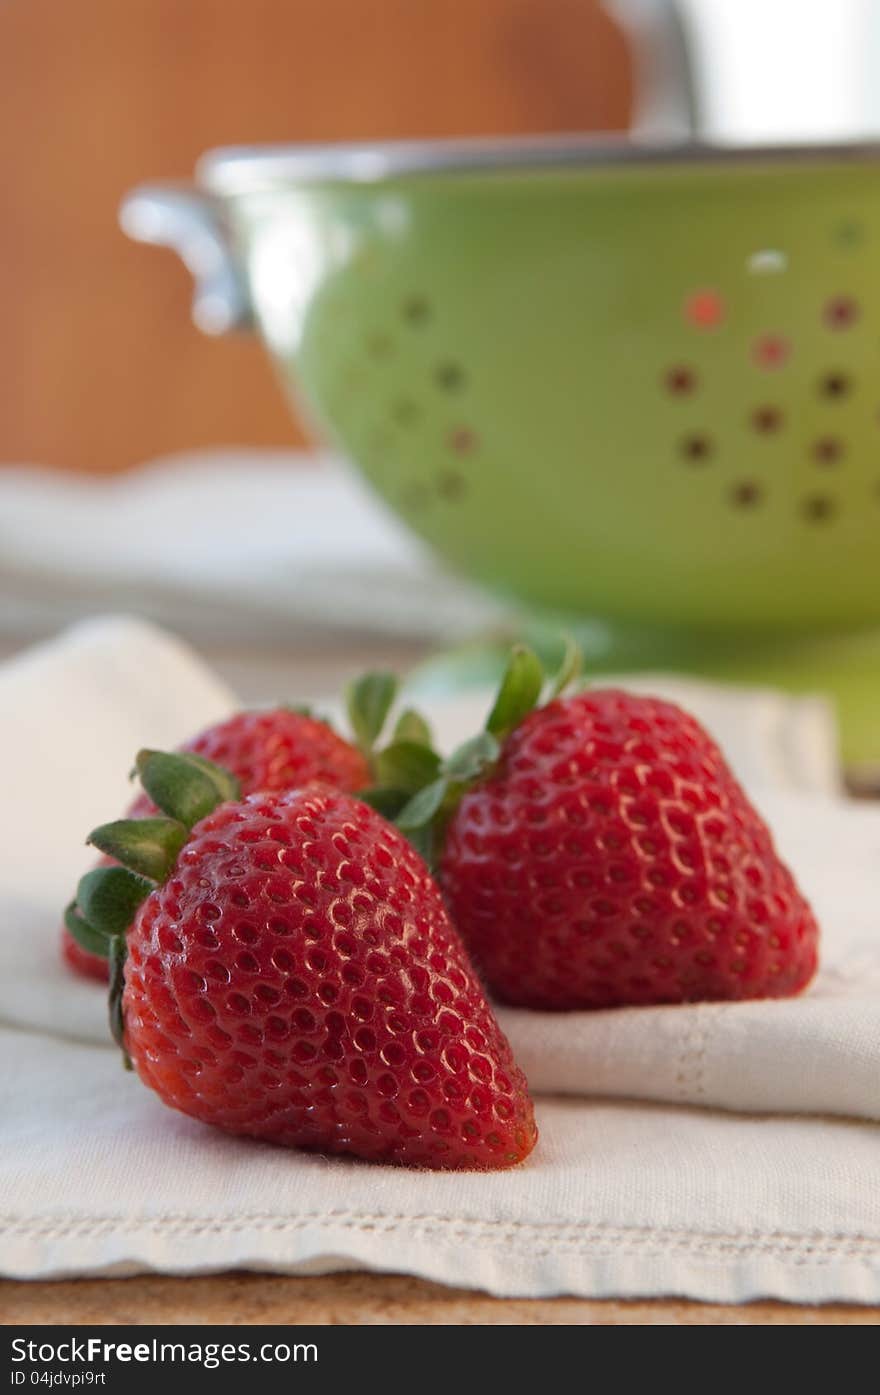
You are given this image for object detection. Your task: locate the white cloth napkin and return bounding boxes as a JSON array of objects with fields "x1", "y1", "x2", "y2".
[
  {"x1": 0, "y1": 452, "x2": 506, "y2": 643},
  {"x1": 2, "y1": 617, "x2": 879, "y2": 1301}
]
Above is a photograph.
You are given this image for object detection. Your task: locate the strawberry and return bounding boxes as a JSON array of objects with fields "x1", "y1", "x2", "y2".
[
  {"x1": 62, "y1": 703, "x2": 375, "y2": 980},
  {"x1": 390, "y1": 646, "x2": 820, "y2": 1010},
  {"x1": 65, "y1": 751, "x2": 537, "y2": 1169}
]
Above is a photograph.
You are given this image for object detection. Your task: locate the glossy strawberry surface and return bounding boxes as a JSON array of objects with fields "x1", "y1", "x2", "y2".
[
  {"x1": 124, "y1": 786, "x2": 537, "y2": 1169},
  {"x1": 63, "y1": 709, "x2": 369, "y2": 981},
  {"x1": 441, "y1": 690, "x2": 819, "y2": 1010}
]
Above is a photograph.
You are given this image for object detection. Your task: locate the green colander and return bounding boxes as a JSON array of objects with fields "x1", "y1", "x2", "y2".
[{"x1": 121, "y1": 138, "x2": 880, "y2": 771}]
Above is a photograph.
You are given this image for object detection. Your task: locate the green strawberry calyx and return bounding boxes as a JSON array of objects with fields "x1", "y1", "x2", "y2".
[
  {"x1": 344, "y1": 668, "x2": 446, "y2": 819},
  {"x1": 64, "y1": 750, "x2": 240, "y2": 1060},
  {"x1": 360, "y1": 640, "x2": 583, "y2": 867}
]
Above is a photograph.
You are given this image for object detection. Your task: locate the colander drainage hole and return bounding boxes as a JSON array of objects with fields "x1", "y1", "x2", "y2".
[
  {"x1": 664, "y1": 365, "x2": 697, "y2": 395},
  {"x1": 802, "y1": 494, "x2": 836, "y2": 522},
  {"x1": 812, "y1": 437, "x2": 844, "y2": 465},
  {"x1": 823, "y1": 295, "x2": 859, "y2": 329},
  {"x1": 447, "y1": 426, "x2": 478, "y2": 455},
  {"x1": 435, "y1": 360, "x2": 466, "y2": 392},
  {"x1": 752, "y1": 334, "x2": 791, "y2": 370},
  {"x1": 819, "y1": 371, "x2": 851, "y2": 399},
  {"x1": 731, "y1": 481, "x2": 762, "y2": 508},
  {"x1": 680, "y1": 434, "x2": 713, "y2": 463},
  {"x1": 751, "y1": 405, "x2": 784, "y2": 433},
  {"x1": 402, "y1": 295, "x2": 431, "y2": 326},
  {"x1": 683, "y1": 289, "x2": 725, "y2": 329}
]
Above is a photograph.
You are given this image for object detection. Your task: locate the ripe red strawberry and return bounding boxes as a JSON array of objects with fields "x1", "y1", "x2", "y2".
[
  {"x1": 62, "y1": 708, "x2": 371, "y2": 981},
  {"x1": 66, "y1": 752, "x2": 537, "y2": 1169},
  {"x1": 394, "y1": 647, "x2": 820, "y2": 1010}
]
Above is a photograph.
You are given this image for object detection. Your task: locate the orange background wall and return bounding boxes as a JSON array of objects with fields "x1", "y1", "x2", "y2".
[{"x1": 0, "y1": 0, "x2": 631, "y2": 473}]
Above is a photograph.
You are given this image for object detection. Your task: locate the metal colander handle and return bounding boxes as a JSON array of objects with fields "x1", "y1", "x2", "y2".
[{"x1": 119, "y1": 182, "x2": 253, "y2": 336}]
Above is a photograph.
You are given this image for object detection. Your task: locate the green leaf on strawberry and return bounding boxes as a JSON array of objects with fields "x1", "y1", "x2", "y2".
[
  {"x1": 76, "y1": 865, "x2": 155, "y2": 939},
  {"x1": 346, "y1": 670, "x2": 399, "y2": 756},
  {"x1": 88, "y1": 817, "x2": 187, "y2": 882},
  {"x1": 64, "y1": 901, "x2": 113, "y2": 959},
  {"x1": 392, "y1": 708, "x2": 433, "y2": 746},
  {"x1": 443, "y1": 731, "x2": 501, "y2": 782},
  {"x1": 135, "y1": 749, "x2": 240, "y2": 827},
  {"x1": 396, "y1": 776, "x2": 450, "y2": 833},
  {"x1": 373, "y1": 740, "x2": 442, "y2": 794},
  {"x1": 485, "y1": 644, "x2": 545, "y2": 741},
  {"x1": 362, "y1": 643, "x2": 583, "y2": 867},
  {"x1": 108, "y1": 934, "x2": 130, "y2": 1061},
  {"x1": 356, "y1": 786, "x2": 412, "y2": 820}
]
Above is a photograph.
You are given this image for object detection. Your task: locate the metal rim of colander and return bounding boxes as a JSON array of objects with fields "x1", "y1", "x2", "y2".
[{"x1": 200, "y1": 134, "x2": 880, "y2": 193}]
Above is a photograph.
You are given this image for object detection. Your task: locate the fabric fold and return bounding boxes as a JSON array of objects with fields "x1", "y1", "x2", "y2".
[{"x1": 3, "y1": 1028, "x2": 879, "y2": 1299}]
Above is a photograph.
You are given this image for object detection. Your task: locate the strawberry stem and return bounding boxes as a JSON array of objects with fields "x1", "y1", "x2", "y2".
[{"x1": 363, "y1": 640, "x2": 585, "y2": 869}]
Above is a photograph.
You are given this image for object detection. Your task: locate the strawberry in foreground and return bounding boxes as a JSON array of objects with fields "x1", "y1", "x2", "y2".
[
  {"x1": 65, "y1": 750, "x2": 537, "y2": 1169},
  {"x1": 389, "y1": 646, "x2": 820, "y2": 1010},
  {"x1": 61, "y1": 694, "x2": 385, "y2": 981}
]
